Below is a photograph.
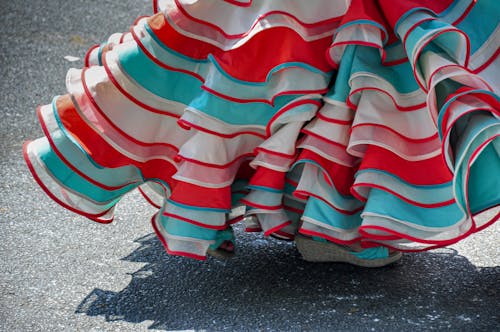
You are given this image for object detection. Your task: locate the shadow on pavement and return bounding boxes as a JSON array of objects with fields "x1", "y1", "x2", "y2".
[{"x1": 76, "y1": 229, "x2": 499, "y2": 331}]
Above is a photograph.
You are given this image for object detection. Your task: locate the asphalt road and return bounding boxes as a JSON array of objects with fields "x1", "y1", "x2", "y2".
[{"x1": 1, "y1": 1, "x2": 499, "y2": 331}]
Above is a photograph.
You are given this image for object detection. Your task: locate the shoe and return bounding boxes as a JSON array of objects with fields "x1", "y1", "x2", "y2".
[
  {"x1": 205, "y1": 226, "x2": 236, "y2": 259},
  {"x1": 295, "y1": 234, "x2": 402, "y2": 268}
]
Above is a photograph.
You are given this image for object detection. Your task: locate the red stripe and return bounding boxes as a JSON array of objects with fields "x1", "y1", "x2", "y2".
[
  {"x1": 227, "y1": 215, "x2": 244, "y2": 225},
  {"x1": 285, "y1": 177, "x2": 298, "y2": 187},
  {"x1": 263, "y1": 220, "x2": 292, "y2": 236},
  {"x1": 223, "y1": 0, "x2": 252, "y2": 7},
  {"x1": 52, "y1": 95, "x2": 178, "y2": 186},
  {"x1": 270, "y1": 230, "x2": 295, "y2": 240},
  {"x1": 284, "y1": 205, "x2": 304, "y2": 215},
  {"x1": 169, "y1": 182, "x2": 231, "y2": 209},
  {"x1": 131, "y1": 25, "x2": 206, "y2": 82},
  {"x1": 248, "y1": 167, "x2": 285, "y2": 189},
  {"x1": 245, "y1": 227, "x2": 262, "y2": 232},
  {"x1": 37, "y1": 106, "x2": 140, "y2": 191},
  {"x1": 316, "y1": 111, "x2": 352, "y2": 125},
  {"x1": 359, "y1": 145, "x2": 452, "y2": 185},
  {"x1": 377, "y1": 0, "x2": 454, "y2": 30},
  {"x1": 148, "y1": 12, "x2": 333, "y2": 81},
  {"x1": 297, "y1": 149, "x2": 357, "y2": 196}
]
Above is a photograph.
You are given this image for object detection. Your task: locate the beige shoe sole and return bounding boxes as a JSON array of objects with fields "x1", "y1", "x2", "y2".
[{"x1": 295, "y1": 234, "x2": 402, "y2": 268}]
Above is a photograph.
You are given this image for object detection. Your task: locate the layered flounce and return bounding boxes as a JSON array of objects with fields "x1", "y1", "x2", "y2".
[
  {"x1": 24, "y1": 0, "x2": 499, "y2": 259},
  {"x1": 25, "y1": 0, "x2": 346, "y2": 259},
  {"x1": 296, "y1": 0, "x2": 500, "y2": 251}
]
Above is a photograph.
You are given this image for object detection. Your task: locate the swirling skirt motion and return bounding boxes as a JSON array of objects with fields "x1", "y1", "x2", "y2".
[{"x1": 24, "y1": 0, "x2": 500, "y2": 259}]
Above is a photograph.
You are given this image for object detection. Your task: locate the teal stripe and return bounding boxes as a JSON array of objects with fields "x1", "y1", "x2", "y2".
[
  {"x1": 231, "y1": 179, "x2": 249, "y2": 206},
  {"x1": 437, "y1": 88, "x2": 500, "y2": 139},
  {"x1": 355, "y1": 169, "x2": 452, "y2": 189},
  {"x1": 246, "y1": 185, "x2": 283, "y2": 193},
  {"x1": 351, "y1": 45, "x2": 419, "y2": 94},
  {"x1": 364, "y1": 187, "x2": 464, "y2": 228},
  {"x1": 405, "y1": 20, "x2": 455, "y2": 63},
  {"x1": 209, "y1": 227, "x2": 235, "y2": 250},
  {"x1": 117, "y1": 44, "x2": 317, "y2": 125},
  {"x1": 97, "y1": 43, "x2": 106, "y2": 66},
  {"x1": 326, "y1": 45, "x2": 356, "y2": 102},
  {"x1": 160, "y1": 213, "x2": 218, "y2": 240},
  {"x1": 456, "y1": 0, "x2": 498, "y2": 53},
  {"x1": 303, "y1": 196, "x2": 362, "y2": 230},
  {"x1": 284, "y1": 182, "x2": 297, "y2": 195},
  {"x1": 49, "y1": 128, "x2": 143, "y2": 188},
  {"x1": 167, "y1": 199, "x2": 231, "y2": 213},
  {"x1": 48, "y1": 109, "x2": 143, "y2": 187},
  {"x1": 187, "y1": 91, "x2": 318, "y2": 126},
  {"x1": 117, "y1": 44, "x2": 201, "y2": 104},
  {"x1": 467, "y1": 139, "x2": 500, "y2": 213},
  {"x1": 37, "y1": 139, "x2": 133, "y2": 204},
  {"x1": 49, "y1": 97, "x2": 173, "y2": 190},
  {"x1": 453, "y1": 115, "x2": 500, "y2": 209},
  {"x1": 51, "y1": 97, "x2": 108, "y2": 170}
]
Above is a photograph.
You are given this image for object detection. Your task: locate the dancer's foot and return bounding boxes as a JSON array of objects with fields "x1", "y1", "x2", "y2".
[
  {"x1": 295, "y1": 234, "x2": 402, "y2": 268},
  {"x1": 207, "y1": 240, "x2": 235, "y2": 259}
]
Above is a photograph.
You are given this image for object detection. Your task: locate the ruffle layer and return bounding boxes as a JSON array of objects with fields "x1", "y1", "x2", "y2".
[
  {"x1": 25, "y1": 0, "x2": 499, "y2": 259},
  {"x1": 297, "y1": 0, "x2": 500, "y2": 251}
]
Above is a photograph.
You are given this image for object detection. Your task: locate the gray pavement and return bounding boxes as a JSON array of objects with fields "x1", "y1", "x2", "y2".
[{"x1": 1, "y1": 1, "x2": 499, "y2": 331}]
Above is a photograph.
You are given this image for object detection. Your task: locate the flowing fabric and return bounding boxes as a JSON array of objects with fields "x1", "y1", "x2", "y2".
[{"x1": 24, "y1": 0, "x2": 499, "y2": 259}]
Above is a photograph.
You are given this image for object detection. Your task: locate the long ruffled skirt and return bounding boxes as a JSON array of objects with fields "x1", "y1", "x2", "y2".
[{"x1": 24, "y1": 0, "x2": 500, "y2": 259}]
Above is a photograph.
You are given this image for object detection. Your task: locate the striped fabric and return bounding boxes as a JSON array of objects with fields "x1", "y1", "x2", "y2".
[{"x1": 24, "y1": 0, "x2": 499, "y2": 259}]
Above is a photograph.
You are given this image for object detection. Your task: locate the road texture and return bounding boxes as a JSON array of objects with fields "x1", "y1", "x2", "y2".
[{"x1": 1, "y1": 1, "x2": 499, "y2": 331}]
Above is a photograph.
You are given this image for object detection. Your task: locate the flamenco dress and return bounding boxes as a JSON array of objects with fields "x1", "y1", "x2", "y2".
[{"x1": 24, "y1": 0, "x2": 500, "y2": 264}]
